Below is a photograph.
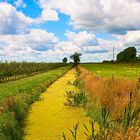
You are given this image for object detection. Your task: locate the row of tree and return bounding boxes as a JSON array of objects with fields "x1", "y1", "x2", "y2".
[{"x1": 0, "y1": 62, "x2": 67, "y2": 83}]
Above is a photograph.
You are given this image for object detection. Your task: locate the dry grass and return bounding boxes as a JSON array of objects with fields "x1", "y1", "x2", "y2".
[{"x1": 77, "y1": 66, "x2": 140, "y2": 139}]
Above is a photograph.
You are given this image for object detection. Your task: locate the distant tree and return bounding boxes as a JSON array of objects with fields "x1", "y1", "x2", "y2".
[
  {"x1": 70, "y1": 52, "x2": 82, "y2": 67},
  {"x1": 117, "y1": 46, "x2": 137, "y2": 62},
  {"x1": 62, "y1": 57, "x2": 67, "y2": 63}
]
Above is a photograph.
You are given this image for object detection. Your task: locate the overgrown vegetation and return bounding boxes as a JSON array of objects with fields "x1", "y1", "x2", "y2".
[
  {"x1": 77, "y1": 66, "x2": 140, "y2": 139},
  {"x1": 0, "y1": 66, "x2": 70, "y2": 140},
  {"x1": 65, "y1": 75, "x2": 87, "y2": 107},
  {"x1": 65, "y1": 90, "x2": 87, "y2": 107}
]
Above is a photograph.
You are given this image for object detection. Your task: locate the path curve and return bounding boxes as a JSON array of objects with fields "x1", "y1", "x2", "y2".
[{"x1": 24, "y1": 69, "x2": 91, "y2": 140}]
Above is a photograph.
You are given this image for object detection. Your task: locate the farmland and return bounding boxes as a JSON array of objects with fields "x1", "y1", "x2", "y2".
[
  {"x1": 0, "y1": 65, "x2": 70, "y2": 102},
  {"x1": 81, "y1": 63, "x2": 140, "y2": 80},
  {"x1": 0, "y1": 62, "x2": 140, "y2": 140}
]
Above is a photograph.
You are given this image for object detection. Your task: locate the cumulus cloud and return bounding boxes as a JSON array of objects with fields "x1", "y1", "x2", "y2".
[
  {"x1": 0, "y1": 2, "x2": 59, "y2": 35},
  {"x1": 115, "y1": 30, "x2": 140, "y2": 53},
  {"x1": 1, "y1": 0, "x2": 140, "y2": 62},
  {"x1": 36, "y1": 0, "x2": 59, "y2": 22},
  {"x1": 64, "y1": 31, "x2": 110, "y2": 55},
  {"x1": 14, "y1": 0, "x2": 26, "y2": 8},
  {"x1": 0, "y1": 29, "x2": 115, "y2": 62},
  {"x1": 0, "y1": 2, "x2": 34, "y2": 34},
  {"x1": 65, "y1": 31, "x2": 99, "y2": 46},
  {"x1": 38, "y1": 9, "x2": 59, "y2": 22},
  {"x1": 0, "y1": 29, "x2": 59, "y2": 61},
  {"x1": 39, "y1": 0, "x2": 140, "y2": 34}
]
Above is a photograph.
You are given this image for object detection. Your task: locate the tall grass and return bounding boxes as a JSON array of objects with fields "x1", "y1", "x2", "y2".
[
  {"x1": 65, "y1": 90, "x2": 87, "y2": 107},
  {"x1": 77, "y1": 66, "x2": 140, "y2": 139}
]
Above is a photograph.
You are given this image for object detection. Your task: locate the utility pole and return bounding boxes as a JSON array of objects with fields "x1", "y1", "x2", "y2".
[{"x1": 113, "y1": 46, "x2": 115, "y2": 63}]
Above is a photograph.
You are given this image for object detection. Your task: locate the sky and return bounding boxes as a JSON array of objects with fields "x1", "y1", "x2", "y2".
[{"x1": 0, "y1": 0, "x2": 140, "y2": 62}]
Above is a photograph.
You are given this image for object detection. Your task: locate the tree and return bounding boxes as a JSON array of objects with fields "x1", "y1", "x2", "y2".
[
  {"x1": 70, "y1": 52, "x2": 82, "y2": 67},
  {"x1": 117, "y1": 46, "x2": 137, "y2": 62},
  {"x1": 62, "y1": 57, "x2": 67, "y2": 63}
]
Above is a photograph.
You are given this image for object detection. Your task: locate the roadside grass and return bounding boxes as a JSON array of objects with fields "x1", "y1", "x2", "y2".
[
  {"x1": 0, "y1": 66, "x2": 70, "y2": 103},
  {"x1": 76, "y1": 66, "x2": 140, "y2": 139},
  {"x1": 0, "y1": 66, "x2": 71, "y2": 140},
  {"x1": 81, "y1": 63, "x2": 140, "y2": 80}
]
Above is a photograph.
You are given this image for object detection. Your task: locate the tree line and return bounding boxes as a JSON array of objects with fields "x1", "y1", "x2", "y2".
[
  {"x1": 117, "y1": 46, "x2": 139, "y2": 62},
  {"x1": 103, "y1": 46, "x2": 140, "y2": 63},
  {"x1": 0, "y1": 62, "x2": 67, "y2": 83}
]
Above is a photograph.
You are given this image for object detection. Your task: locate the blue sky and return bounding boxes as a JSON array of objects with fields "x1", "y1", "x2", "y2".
[{"x1": 0, "y1": 0, "x2": 140, "y2": 62}]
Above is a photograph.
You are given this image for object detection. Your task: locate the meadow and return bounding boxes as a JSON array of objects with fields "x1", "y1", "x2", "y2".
[{"x1": 81, "y1": 63, "x2": 140, "y2": 80}]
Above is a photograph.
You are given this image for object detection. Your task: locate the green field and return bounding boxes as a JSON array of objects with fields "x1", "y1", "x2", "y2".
[
  {"x1": 0, "y1": 66, "x2": 70, "y2": 104},
  {"x1": 81, "y1": 63, "x2": 140, "y2": 80}
]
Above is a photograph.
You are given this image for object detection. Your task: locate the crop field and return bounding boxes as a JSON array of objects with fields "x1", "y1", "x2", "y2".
[
  {"x1": 0, "y1": 66, "x2": 70, "y2": 103},
  {"x1": 81, "y1": 63, "x2": 140, "y2": 80}
]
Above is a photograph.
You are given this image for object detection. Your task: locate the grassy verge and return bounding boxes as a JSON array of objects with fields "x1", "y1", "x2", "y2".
[
  {"x1": 77, "y1": 66, "x2": 140, "y2": 139},
  {"x1": 0, "y1": 66, "x2": 71, "y2": 140}
]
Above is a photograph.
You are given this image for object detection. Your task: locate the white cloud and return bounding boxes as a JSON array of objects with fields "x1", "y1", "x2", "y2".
[
  {"x1": 116, "y1": 30, "x2": 140, "y2": 46},
  {"x1": 0, "y1": 29, "x2": 59, "y2": 61},
  {"x1": 39, "y1": 9, "x2": 59, "y2": 22},
  {"x1": 0, "y1": 29, "x2": 114, "y2": 62},
  {"x1": 115, "y1": 30, "x2": 140, "y2": 53},
  {"x1": 39, "y1": 0, "x2": 140, "y2": 34},
  {"x1": 0, "y1": 2, "x2": 59, "y2": 35},
  {"x1": 1, "y1": 0, "x2": 140, "y2": 62},
  {"x1": 36, "y1": 0, "x2": 59, "y2": 22},
  {"x1": 0, "y1": 2, "x2": 33, "y2": 34},
  {"x1": 14, "y1": 0, "x2": 26, "y2": 8},
  {"x1": 65, "y1": 31, "x2": 99, "y2": 46}
]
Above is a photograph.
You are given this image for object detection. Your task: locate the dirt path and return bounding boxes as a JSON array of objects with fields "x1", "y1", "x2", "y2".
[{"x1": 24, "y1": 69, "x2": 97, "y2": 140}]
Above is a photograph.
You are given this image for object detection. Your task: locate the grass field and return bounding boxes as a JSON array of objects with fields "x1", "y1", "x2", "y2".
[
  {"x1": 81, "y1": 63, "x2": 140, "y2": 80},
  {"x1": 0, "y1": 66, "x2": 70, "y2": 104}
]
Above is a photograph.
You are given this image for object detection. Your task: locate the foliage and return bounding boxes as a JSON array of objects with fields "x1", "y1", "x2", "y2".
[
  {"x1": 65, "y1": 91, "x2": 87, "y2": 107},
  {"x1": 121, "y1": 93, "x2": 140, "y2": 132},
  {"x1": 73, "y1": 92, "x2": 87, "y2": 107},
  {"x1": 63, "y1": 122, "x2": 79, "y2": 140},
  {"x1": 70, "y1": 52, "x2": 82, "y2": 67},
  {"x1": 117, "y1": 46, "x2": 137, "y2": 62},
  {"x1": 0, "y1": 61, "x2": 68, "y2": 83},
  {"x1": 62, "y1": 57, "x2": 68, "y2": 63},
  {"x1": 69, "y1": 122, "x2": 79, "y2": 140},
  {"x1": 77, "y1": 66, "x2": 140, "y2": 139}
]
